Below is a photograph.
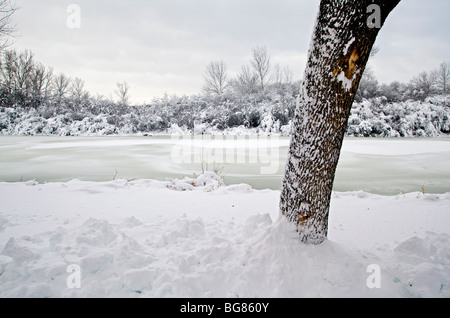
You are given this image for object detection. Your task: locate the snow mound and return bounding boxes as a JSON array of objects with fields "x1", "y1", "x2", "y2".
[
  {"x1": 2, "y1": 237, "x2": 37, "y2": 263},
  {"x1": 165, "y1": 171, "x2": 225, "y2": 192},
  {"x1": 391, "y1": 233, "x2": 450, "y2": 297}
]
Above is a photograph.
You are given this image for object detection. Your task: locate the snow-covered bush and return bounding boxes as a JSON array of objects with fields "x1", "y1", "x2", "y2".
[
  {"x1": 1, "y1": 92, "x2": 449, "y2": 137},
  {"x1": 345, "y1": 97, "x2": 450, "y2": 137}
]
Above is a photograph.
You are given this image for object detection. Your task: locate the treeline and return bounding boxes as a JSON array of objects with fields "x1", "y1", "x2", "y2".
[
  {"x1": 0, "y1": 49, "x2": 132, "y2": 109},
  {"x1": 0, "y1": 48, "x2": 449, "y2": 137},
  {"x1": 0, "y1": 48, "x2": 299, "y2": 135},
  {"x1": 356, "y1": 61, "x2": 449, "y2": 102},
  {"x1": 201, "y1": 46, "x2": 298, "y2": 97}
]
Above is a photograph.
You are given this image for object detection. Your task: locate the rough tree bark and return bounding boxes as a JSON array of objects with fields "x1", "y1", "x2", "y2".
[{"x1": 280, "y1": 0, "x2": 401, "y2": 244}]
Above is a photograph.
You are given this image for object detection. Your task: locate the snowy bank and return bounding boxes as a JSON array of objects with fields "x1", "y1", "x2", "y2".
[
  {"x1": 0, "y1": 173, "x2": 449, "y2": 298},
  {"x1": 1, "y1": 96, "x2": 449, "y2": 137}
]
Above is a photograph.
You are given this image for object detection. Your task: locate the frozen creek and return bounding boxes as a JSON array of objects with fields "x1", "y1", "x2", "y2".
[{"x1": 0, "y1": 135, "x2": 449, "y2": 195}]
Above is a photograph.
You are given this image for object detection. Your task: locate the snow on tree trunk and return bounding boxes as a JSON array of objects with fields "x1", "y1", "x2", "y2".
[{"x1": 280, "y1": 0, "x2": 401, "y2": 244}]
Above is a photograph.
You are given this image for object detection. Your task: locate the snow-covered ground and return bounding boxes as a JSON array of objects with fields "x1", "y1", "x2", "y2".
[{"x1": 0, "y1": 172, "x2": 449, "y2": 298}]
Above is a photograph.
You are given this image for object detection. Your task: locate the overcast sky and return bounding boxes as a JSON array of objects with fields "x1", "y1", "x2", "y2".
[{"x1": 10, "y1": 0, "x2": 450, "y2": 104}]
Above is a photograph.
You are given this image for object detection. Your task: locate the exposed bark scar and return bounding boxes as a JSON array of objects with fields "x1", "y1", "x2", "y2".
[
  {"x1": 333, "y1": 45, "x2": 361, "y2": 79},
  {"x1": 296, "y1": 201, "x2": 312, "y2": 228}
]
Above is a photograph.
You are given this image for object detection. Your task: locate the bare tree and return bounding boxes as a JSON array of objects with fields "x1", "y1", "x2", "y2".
[
  {"x1": 282, "y1": 65, "x2": 294, "y2": 85},
  {"x1": 115, "y1": 81, "x2": 130, "y2": 106},
  {"x1": 70, "y1": 77, "x2": 89, "y2": 110},
  {"x1": 233, "y1": 65, "x2": 259, "y2": 95},
  {"x1": 15, "y1": 50, "x2": 34, "y2": 91},
  {"x1": 53, "y1": 73, "x2": 71, "y2": 102},
  {"x1": 410, "y1": 71, "x2": 437, "y2": 101},
  {"x1": 0, "y1": 49, "x2": 17, "y2": 92},
  {"x1": 280, "y1": 0, "x2": 401, "y2": 244},
  {"x1": 0, "y1": 0, "x2": 17, "y2": 51},
  {"x1": 355, "y1": 65, "x2": 379, "y2": 101},
  {"x1": 273, "y1": 64, "x2": 282, "y2": 85},
  {"x1": 251, "y1": 46, "x2": 271, "y2": 92},
  {"x1": 29, "y1": 63, "x2": 53, "y2": 103},
  {"x1": 274, "y1": 63, "x2": 294, "y2": 87},
  {"x1": 41, "y1": 66, "x2": 54, "y2": 100},
  {"x1": 0, "y1": 48, "x2": 55, "y2": 107},
  {"x1": 436, "y1": 61, "x2": 449, "y2": 95},
  {"x1": 202, "y1": 60, "x2": 229, "y2": 96},
  {"x1": 70, "y1": 77, "x2": 88, "y2": 100}
]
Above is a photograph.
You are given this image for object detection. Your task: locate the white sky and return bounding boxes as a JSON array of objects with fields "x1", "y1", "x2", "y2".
[{"x1": 10, "y1": 0, "x2": 450, "y2": 105}]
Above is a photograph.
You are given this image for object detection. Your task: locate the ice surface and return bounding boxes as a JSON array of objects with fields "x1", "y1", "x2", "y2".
[{"x1": 0, "y1": 136, "x2": 449, "y2": 195}]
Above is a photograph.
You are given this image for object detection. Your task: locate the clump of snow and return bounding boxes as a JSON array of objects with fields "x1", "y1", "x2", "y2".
[
  {"x1": 165, "y1": 171, "x2": 225, "y2": 192},
  {"x1": 0, "y1": 173, "x2": 449, "y2": 297},
  {"x1": 336, "y1": 71, "x2": 354, "y2": 91},
  {"x1": 392, "y1": 233, "x2": 450, "y2": 297},
  {"x1": 167, "y1": 123, "x2": 189, "y2": 136}
]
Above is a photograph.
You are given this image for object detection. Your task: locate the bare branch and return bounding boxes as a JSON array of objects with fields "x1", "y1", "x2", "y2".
[
  {"x1": 115, "y1": 81, "x2": 130, "y2": 106},
  {"x1": 250, "y1": 46, "x2": 271, "y2": 92},
  {"x1": 0, "y1": 0, "x2": 18, "y2": 51},
  {"x1": 202, "y1": 60, "x2": 229, "y2": 96}
]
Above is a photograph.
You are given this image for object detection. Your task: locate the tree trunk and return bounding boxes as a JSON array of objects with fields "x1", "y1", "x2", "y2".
[{"x1": 280, "y1": 0, "x2": 400, "y2": 244}]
